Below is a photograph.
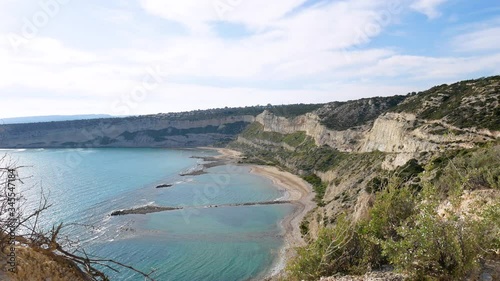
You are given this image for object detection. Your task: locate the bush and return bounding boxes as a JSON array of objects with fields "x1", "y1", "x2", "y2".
[
  {"x1": 303, "y1": 174, "x2": 327, "y2": 204},
  {"x1": 381, "y1": 184, "x2": 500, "y2": 280},
  {"x1": 433, "y1": 145, "x2": 500, "y2": 197},
  {"x1": 357, "y1": 181, "x2": 417, "y2": 269},
  {"x1": 285, "y1": 215, "x2": 362, "y2": 281},
  {"x1": 365, "y1": 176, "x2": 388, "y2": 193}
]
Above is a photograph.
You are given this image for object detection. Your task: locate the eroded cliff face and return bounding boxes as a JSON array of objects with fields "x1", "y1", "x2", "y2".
[
  {"x1": 253, "y1": 110, "x2": 497, "y2": 158},
  {"x1": 0, "y1": 115, "x2": 255, "y2": 148},
  {"x1": 237, "y1": 108, "x2": 499, "y2": 241},
  {"x1": 256, "y1": 111, "x2": 365, "y2": 152}
]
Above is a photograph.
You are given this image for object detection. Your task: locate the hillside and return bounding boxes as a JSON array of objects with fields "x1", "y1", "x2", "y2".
[
  {"x1": 394, "y1": 76, "x2": 500, "y2": 131},
  {"x1": 229, "y1": 76, "x2": 500, "y2": 280},
  {"x1": 0, "y1": 104, "x2": 328, "y2": 149}
]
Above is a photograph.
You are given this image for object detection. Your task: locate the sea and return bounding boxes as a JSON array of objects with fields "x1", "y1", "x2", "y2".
[{"x1": 2, "y1": 148, "x2": 294, "y2": 281}]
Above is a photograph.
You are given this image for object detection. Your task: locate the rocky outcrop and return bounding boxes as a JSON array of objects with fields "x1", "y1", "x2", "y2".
[
  {"x1": 256, "y1": 111, "x2": 364, "y2": 152},
  {"x1": 359, "y1": 112, "x2": 495, "y2": 153},
  {"x1": 360, "y1": 113, "x2": 432, "y2": 152},
  {"x1": 251, "y1": 110, "x2": 497, "y2": 157}
]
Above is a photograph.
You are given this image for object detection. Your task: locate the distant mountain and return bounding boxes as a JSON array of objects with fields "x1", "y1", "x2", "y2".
[{"x1": 0, "y1": 114, "x2": 115, "y2": 124}]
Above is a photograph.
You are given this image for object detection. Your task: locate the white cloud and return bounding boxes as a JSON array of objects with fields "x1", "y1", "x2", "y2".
[
  {"x1": 341, "y1": 53, "x2": 500, "y2": 80},
  {"x1": 119, "y1": 0, "x2": 395, "y2": 80},
  {"x1": 0, "y1": 0, "x2": 499, "y2": 119},
  {"x1": 138, "y1": 0, "x2": 308, "y2": 30},
  {"x1": 452, "y1": 26, "x2": 500, "y2": 52},
  {"x1": 411, "y1": 0, "x2": 447, "y2": 19}
]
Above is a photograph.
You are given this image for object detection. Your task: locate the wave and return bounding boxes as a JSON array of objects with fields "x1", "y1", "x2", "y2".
[
  {"x1": 274, "y1": 190, "x2": 289, "y2": 202},
  {"x1": 174, "y1": 178, "x2": 194, "y2": 185},
  {"x1": 0, "y1": 148, "x2": 26, "y2": 152}
]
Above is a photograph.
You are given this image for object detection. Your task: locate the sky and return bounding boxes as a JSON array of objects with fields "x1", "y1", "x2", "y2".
[{"x1": 0, "y1": 0, "x2": 499, "y2": 118}]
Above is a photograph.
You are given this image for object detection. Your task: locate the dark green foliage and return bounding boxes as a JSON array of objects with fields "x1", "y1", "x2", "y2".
[
  {"x1": 300, "y1": 220, "x2": 310, "y2": 236},
  {"x1": 429, "y1": 144, "x2": 500, "y2": 197},
  {"x1": 286, "y1": 142, "x2": 500, "y2": 281},
  {"x1": 292, "y1": 145, "x2": 348, "y2": 173},
  {"x1": 241, "y1": 123, "x2": 309, "y2": 147},
  {"x1": 303, "y1": 174, "x2": 328, "y2": 204},
  {"x1": 361, "y1": 182, "x2": 416, "y2": 245},
  {"x1": 120, "y1": 121, "x2": 250, "y2": 142},
  {"x1": 283, "y1": 132, "x2": 309, "y2": 147},
  {"x1": 317, "y1": 96, "x2": 407, "y2": 131},
  {"x1": 382, "y1": 204, "x2": 480, "y2": 280},
  {"x1": 396, "y1": 159, "x2": 424, "y2": 181},
  {"x1": 266, "y1": 103, "x2": 325, "y2": 118},
  {"x1": 381, "y1": 186, "x2": 500, "y2": 280},
  {"x1": 365, "y1": 176, "x2": 388, "y2": 193},
  {"x1": 240, "y1": 123, "x2": 348, "y2": 173},
  {"x1": 286, "y1": 215, "x2": 364, "y2": 281},
  {"x1": 395, "y1": 76, "x2": 500, "y2": 131}
]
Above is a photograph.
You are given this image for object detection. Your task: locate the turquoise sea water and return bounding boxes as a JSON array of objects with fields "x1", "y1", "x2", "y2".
[{"x1": 4, "y1": 148, "x2": 293, "y2": 280}]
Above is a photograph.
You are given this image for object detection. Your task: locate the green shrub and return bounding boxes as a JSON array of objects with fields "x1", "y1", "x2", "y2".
[
  {"x1": 285, "y1": 215, "x2": 362, "y2": 281},
  {"x1": 381, "y1": 183, "x2": 500, "y2": 280},
  {"x1": 300, "y1": 220, "x2": 310, "y2": 237},
  {"x1": 303, "y1": 174, "x2": 328, "y2": 204},
  {"x1": 365, "y1": 176, "x2": 388, "y2": 193},
  {"x1": 433, "y1": 145, "x2": 500, "y2": 197},
  {"x1": 357, "y1": 181, "x2": 417, "y2": 269}
]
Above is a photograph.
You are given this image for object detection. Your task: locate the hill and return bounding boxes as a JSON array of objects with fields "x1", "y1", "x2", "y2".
[{"x1": 228, "y1": 76, "x2": 499, "y2": 280}]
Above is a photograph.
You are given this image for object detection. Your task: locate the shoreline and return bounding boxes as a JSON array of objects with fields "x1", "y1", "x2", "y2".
[
  {"x1": 250, "y1": 165, "x2": 315, "y2": 280},
  {"x1": 203, "y1": 147, "x2": 315, "y2": 279}
]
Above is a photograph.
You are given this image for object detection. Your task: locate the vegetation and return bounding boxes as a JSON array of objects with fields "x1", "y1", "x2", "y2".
[
  {"x1": 266, "y1": 103, "x2": 325, "y2": 118},
  {"x1": 303, "y1": 174, "x2": 328, "y2": 205},
  {"x1": 237, "y1": 123, "x2": 349, "y2": 173},
  {"x1": 317, "y1": 96, "x2": 406, "y2": 131},
  {"x1": 120, "y1": 121, "x2": 250, "y2": 142},
  {"x1": 286, "y1": 214, "x2": 363, "y2": 280},
  {"x1": 284, "y1": 143, "x2": 500, "y2": 281},
  {"x1": 395, "y1": 76, "x2": 500, "y2": 131}
]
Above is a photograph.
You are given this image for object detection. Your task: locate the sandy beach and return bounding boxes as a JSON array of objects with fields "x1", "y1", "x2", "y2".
[
  {"x1": 250, "y1": 165, "x2": 316, "y2": 279},
  {"x1": 204, "y1": 147, "x2": 316, "y2": 279}
]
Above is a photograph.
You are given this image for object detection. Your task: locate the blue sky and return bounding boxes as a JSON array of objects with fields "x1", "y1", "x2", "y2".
[{"x1": 0, "y1": 0, "x2": 499, "y2": 118}]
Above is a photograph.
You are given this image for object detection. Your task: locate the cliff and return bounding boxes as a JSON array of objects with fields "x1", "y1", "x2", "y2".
[
  {"x1": 230, "y1": 75, "x2": 499, "y2": 240},
  {"x1": 0, "y1": 114, "x2": 255, "y2": 148},
  {"x1": 231, "y1": 76, "x2": 499, "y2": 280}
]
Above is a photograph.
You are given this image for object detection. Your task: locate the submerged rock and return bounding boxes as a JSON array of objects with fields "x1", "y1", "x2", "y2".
[{"x1": 156, "y1": 184, "x2": 173, "y2": 189}]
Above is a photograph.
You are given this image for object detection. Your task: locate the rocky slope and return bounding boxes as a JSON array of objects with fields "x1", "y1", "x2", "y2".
[
  {"x1": 231, "y1": 76, "x2": 499, "y2": 281},
  {"x1": 231, "y1": 76, "x2": 500, "y2": 240}
]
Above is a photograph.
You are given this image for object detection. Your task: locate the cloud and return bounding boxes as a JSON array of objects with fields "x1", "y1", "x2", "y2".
[
  {"x1": 138, "y1": 0, "x2": 308, "y2": 30},
  {"x1": 120, "y1": 0, "x2": 395, "y2": 81},
  {"x1": 0, "y1": 0, "x2": 499, "y2": 119},
  {"x1": 340, "y1": 53, "x2": 500, "y2": 81},
  {"x1": 452, "y1": 26, "x2": 500, "y2": 52},
  {"x1": 410, "y1": 0, "x2": 447, "y2": 19}
]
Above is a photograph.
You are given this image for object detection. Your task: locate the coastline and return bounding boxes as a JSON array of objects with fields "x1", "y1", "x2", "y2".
[
  {"x1": 203, "y1": 147, "x2": 315, "y2": 279},
  {"x1": 250, "y1": 165, "x2": 315, "y2": 280}
]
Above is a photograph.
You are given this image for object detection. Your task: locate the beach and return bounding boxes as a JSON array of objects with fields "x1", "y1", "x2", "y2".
[{"x1": 206, "y1": 147, "x2": 316, "y2": 279}]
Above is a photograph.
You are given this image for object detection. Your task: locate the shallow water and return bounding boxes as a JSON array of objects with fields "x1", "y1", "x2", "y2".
[{"x1": 5, "y1": 148, "x2": 292, "y2": 280}]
